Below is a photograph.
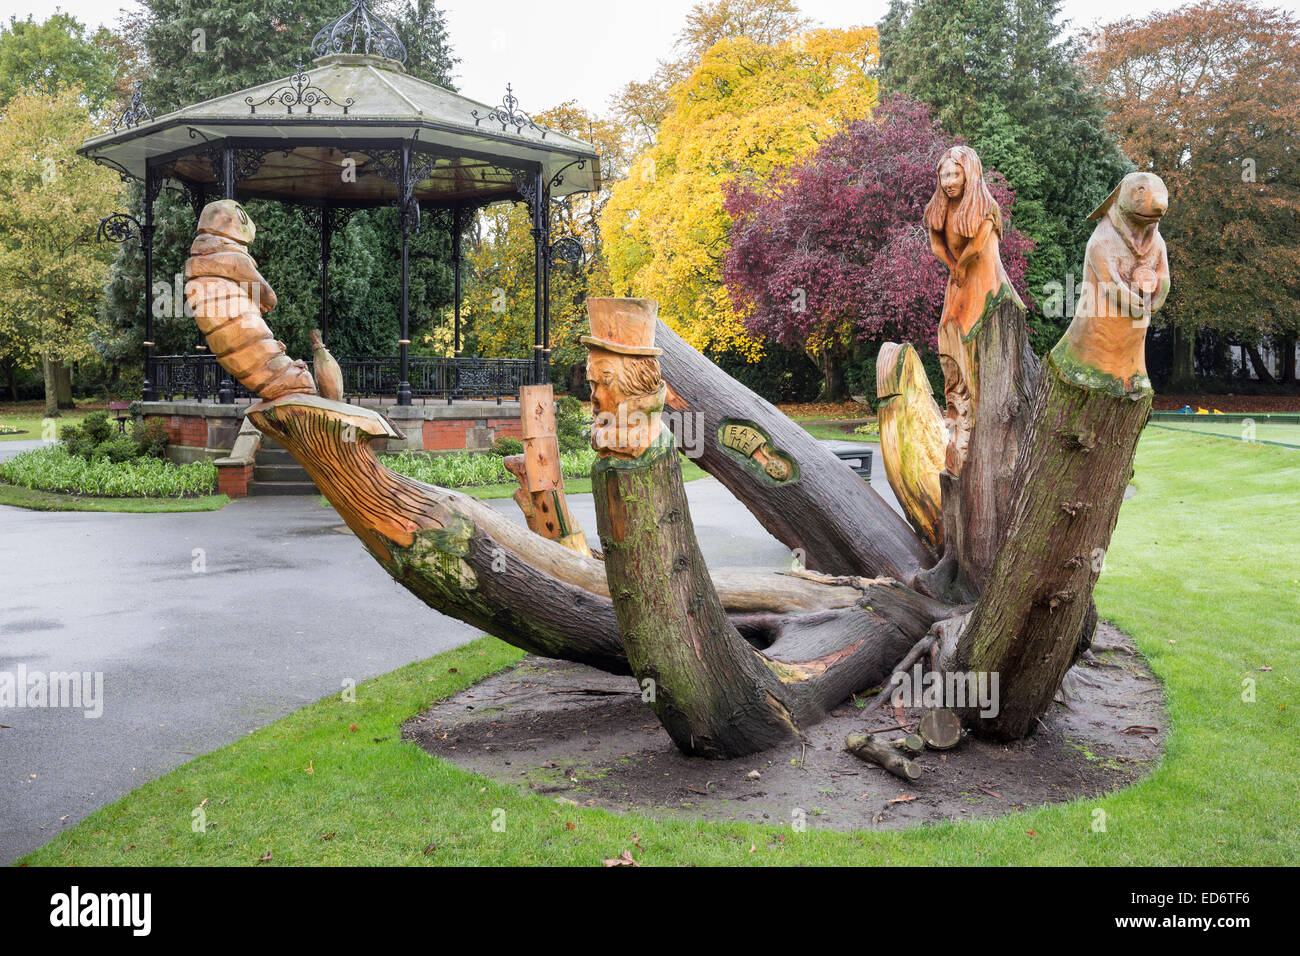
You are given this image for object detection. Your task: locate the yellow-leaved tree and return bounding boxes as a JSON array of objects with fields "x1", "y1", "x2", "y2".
[
  {"x1": 462, "y1": 103, "x2": 626, "y2": 393},
  {"x1": 0, "y1": 86, "x2": 121, "y2": 415},
  {"x1": 601, "y1": 27, "x2": 879, "y2": 361}
]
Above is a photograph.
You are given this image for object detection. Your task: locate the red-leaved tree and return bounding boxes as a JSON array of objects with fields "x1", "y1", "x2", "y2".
[{"x1": 723, "y1": 95, "x2": 1033, "y2": 399}]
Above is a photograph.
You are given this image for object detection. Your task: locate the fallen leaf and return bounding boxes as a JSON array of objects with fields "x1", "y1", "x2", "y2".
[
  {"x1": 887, "y1": 794, "x2": 917, "y2": 804},
  {"x1": 565, "y1": 822, "x2": 576, "y2": 831},
  {"x1": 258, "y1": 850, "x2": 272, "y2": 863},
  {"x1": 1119, "y1": 725, "x2": 1160, "y2": 736},
  {"x1": 602, "y1": 850, "x2": 639, "y2": 867},
  {"x1": 1026, "y1": 830, "x2": 1038, "y2": 838},
  {"x1": 320, "y1": 832, "x2": 335, "y2": 841},
  {"x1": 349, "y1": 723, "x2": 358, "y2": 732},
  {"x1": 423, "y1": 844, "x2": 436, "y2": 856}
]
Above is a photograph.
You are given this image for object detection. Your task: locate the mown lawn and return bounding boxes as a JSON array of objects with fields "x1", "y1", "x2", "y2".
[
  {"x1": 18, "y1": 428, "x2": 1299, "y2": 865},
  {"x1": 0, "y1": 401, "x2": 100, "y2": 442},
  {"x1": 0, "y1": 482, "x2": 228, "y2": 512}
]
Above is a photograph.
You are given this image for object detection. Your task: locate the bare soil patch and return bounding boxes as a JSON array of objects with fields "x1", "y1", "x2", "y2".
[{"x1": 406, "y1": 623, "x2": 1165, "y2": 832}]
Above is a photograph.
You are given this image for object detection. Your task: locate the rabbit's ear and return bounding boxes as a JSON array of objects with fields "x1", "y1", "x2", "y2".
[{"x1": 1088, "y1": 181, "x2": 1123, "y2": 220}]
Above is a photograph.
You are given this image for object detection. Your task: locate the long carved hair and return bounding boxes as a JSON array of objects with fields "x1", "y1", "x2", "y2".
[{"x1": 923, "y1": 146, "x2": 1002, "y2": 239}]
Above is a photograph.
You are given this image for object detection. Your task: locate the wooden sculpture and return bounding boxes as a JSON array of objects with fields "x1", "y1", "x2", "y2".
[
  {"x1": 875, "y1": 342, "x2": 946, "y2": 548},
  {"x1": 923, "y1": 146, "x2": 1024, "y2": 476},
  {"x1": 504, "y1": 384, "x2": 593, "y2": 557},
  {"x1": 184, "y1": 200, "x2": 316, "y2": 400},
  {"x1": 193, "y1": 181, "x2": 1168, "y2": 757},
  {"x1": 310, "y1": 330, "x2": 345, "y2": 401},
  {"x1": 1052, "y1": 172, "x2": 1170, "y2": 395},
  {"x1": 582, "y1": 298, "x2": 668, "y2": 460},
  {"x1": 936, "y1": 172, "x2": 1169, "y2": 738}
]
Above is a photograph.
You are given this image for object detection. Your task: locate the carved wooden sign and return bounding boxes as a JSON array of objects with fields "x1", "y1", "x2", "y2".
[{"x1": 718, "y1": 420, "x2": 797, "y2": 483}]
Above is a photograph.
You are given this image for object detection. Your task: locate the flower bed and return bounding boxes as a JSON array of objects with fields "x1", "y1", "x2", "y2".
[
  {"x1": 382, "y1": 447, "x2": 597, "y2": 488},
  {"x1": 0, "y1": 445, "x2": 217, "y2": 498}
]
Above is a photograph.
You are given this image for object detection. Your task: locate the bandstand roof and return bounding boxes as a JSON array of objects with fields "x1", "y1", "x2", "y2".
[{"x1": 79, "y1": 12, "x2": 600, "y2": 209}]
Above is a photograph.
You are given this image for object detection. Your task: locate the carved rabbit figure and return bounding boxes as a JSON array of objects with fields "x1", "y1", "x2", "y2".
[{"x1": 1052, "y1": 172, "x2": 1170, "y2": 395}]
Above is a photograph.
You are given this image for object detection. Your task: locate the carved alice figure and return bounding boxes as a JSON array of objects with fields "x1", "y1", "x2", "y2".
[
  {"x1": 582, "y1": 298, "x2": 668, "y2": 460},
  {"x1": 924, "y1": 146, "x2": 1022, "y2": 475}
]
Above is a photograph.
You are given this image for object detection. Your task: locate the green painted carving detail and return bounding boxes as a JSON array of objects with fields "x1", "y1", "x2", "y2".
[
  {"x1": 717, "y1": 418, "x2": 799, "y2": 485},
  {"x1": 1049, "y1": 339, "x2": 1153, "y2": 398}
]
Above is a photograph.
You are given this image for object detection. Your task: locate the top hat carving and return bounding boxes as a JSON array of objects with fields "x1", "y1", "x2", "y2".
[{"x1": 581, "y1": 298, "x2": 662, "y2": 356}]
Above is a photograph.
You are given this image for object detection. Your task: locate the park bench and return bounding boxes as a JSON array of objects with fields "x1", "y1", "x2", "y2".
[
  {"x1": 108, "y1": 401, "x2": 132, "y2": 433},
  {"x1": 819, "y1": 438, "x2": 874, "y2": 481}
]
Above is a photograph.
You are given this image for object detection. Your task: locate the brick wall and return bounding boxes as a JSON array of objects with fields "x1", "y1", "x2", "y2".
[
  {"x1": 217, "y1": 462, "x2": 253, "y2": 498},
  {"x1": 148, "y1": 414, "x2": 208, "y2": 448},
  {"x1": 421, "y1": 417, "x2": 524, "y2": 451}
]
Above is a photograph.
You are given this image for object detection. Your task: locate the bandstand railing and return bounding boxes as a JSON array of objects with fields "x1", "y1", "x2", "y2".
[{"x1": 147, "y1": 354, "x2": 536, "y2": 404}]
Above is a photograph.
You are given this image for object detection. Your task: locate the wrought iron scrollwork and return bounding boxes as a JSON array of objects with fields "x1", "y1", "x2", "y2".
[
  {"x1": 510, "y1": 169, "x2": 538, "y2": 208},
  {"x1": 111, "y1": 84, "x2": 154, "y2": 132},
  {"x1": 549, "y1": 236, "x2": 585, "y2": 268},
  {"x1": 90, "y1": 154, "x2": 134, "y2": 183},
  {"x1": 97, "y1": 213, "x2": 142, "y2": 244},
  {"x1": 472, "y1": 84, "x2": 548, "y2": 138},
  {"x1": 246, "y1": 64, "x2": 354, "y2": 115},
  {"x1": 312, "y1": 0, "x2": 407, "y2": 63},
  {"x1": 549, "y1": 159, "x2": 587, "y2": 190}
]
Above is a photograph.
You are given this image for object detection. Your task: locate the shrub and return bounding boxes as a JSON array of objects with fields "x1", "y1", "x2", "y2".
[
  {"x1": 132, "y1": 418, "x2": 170, "y2": 459},
  {"x1": 492, "y1": 436, "x2": 524, "y2": 457},
  {"x1": 94, "y1": 433, "x2": 140, "y2": 464},
  {"x1": 1, "y1": 446, "x2": 216, "y2": 497},
  {"x1": 555, "y1": 395, "x2": 590, "y2": 453}
]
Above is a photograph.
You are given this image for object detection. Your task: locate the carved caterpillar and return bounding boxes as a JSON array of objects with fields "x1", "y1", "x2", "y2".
[{"x1": 184, "y1": 200, "x2": 317, "y2": 401}]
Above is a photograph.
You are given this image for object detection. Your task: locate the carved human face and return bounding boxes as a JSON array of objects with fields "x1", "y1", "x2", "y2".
[
  {"x1": 586, "y1": 351, "x2": 626, "y2": 419},
  {"x1": 939, "y1": 158, "x2": 965, "y2": 200}
]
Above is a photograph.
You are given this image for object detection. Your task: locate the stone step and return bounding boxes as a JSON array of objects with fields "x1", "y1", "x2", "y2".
[
  {"x1": 247, "y1": 480, "x2": 320, "y2": 496},
  {"x1": 254, "y1": 464, "x2": 313, "y2": 483}
]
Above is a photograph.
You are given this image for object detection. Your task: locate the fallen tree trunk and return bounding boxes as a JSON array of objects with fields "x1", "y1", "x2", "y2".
[
  {"x1": 245, "y1": 394, "x2": 943, "y2": 692},
  {"x1": 656, "y1": 321, "x2": 934, "y2": 581}
]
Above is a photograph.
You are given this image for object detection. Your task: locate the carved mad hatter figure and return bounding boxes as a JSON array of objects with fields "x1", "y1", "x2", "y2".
[
  {"x1": 924, "y1": 145, "x2": 1023, "y2": 475},
  {"x1": 582, "y1": 298, "x2": 668, "y2": 460}
]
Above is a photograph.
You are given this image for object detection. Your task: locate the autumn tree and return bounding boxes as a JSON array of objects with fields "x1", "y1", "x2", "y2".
[
  {"x1": 724, "y1": 95, "x2": 1033, "y2": 398},
  {"x1": 880, "y1": 0, "x2": 1128, "y2": 352},
  {"x1": 1081, "y1": 0, "x2": 1300, "y2": 388},
  {"x1": 0, "y1": 88, "x2": 121, "y2": 415},
  {"x1": 610, "y1": 0, "x2": 812, "y2": 148},
  {"x1": 602, "y1": 26, "x2": 879, "y2": 367}
]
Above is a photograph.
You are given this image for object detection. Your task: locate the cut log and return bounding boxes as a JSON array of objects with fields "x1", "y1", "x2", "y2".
[
  {"x1": 510, "y1": 384, "x2": 593, "y2": 557},
  {"x1": 918, "y1": 708, "x2": 962, "y2": 750},
  {"x1": 656, "y1": 320, "x2": 934, "y2": 581},
  {"x1": 894, "y1": 733, "x2": 926, "y2": 754},
  {"x1": 845, "y1": 733, "x2": 922, "y2": 781}
]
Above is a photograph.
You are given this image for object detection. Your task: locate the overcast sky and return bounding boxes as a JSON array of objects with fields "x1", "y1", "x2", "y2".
[{"x1": 3, "y1": 0, "x2": 1298, "y2": 113}]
